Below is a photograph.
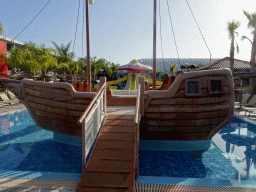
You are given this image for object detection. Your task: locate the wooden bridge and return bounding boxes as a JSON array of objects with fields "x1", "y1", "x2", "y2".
[{"x1": 76, "y1": 77, "x2": 141, "y2": 192}]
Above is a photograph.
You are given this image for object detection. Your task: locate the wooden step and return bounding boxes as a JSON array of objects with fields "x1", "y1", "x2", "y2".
[
  {"x1": 81, "y1": 172, "x2": 133, "y2": 188},
  {"x1": 87, "y1": 159, "x2": 133, "y2": 173},
  {"x1": 102, "y1": 125, "x2": 135, "y2": 133},
  {"x1": 105, "y1": 119, "x2": 134, "y2": 126},
  {"x1": 107, "y1": 115, "x2": 134, "y2": 120},
  {"x1": 99, "y1": 132, "x2": 135, "y2": 141},
  {"x1": 90, "y1": 149, "x2": 134, "y2": 160},
  {"x1": 76, "y1": 187, "x2": 131, "y2": 192},
  {"x1": 77, "y1": 114, "x2": 137, "y2": 192},
  {"x1": 95, "y1": 140, "x2": 135, "y2": 150}
]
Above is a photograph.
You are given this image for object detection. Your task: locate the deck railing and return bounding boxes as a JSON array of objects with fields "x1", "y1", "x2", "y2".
[
  {"x1": 78, "y1": 77, "x2": 107, "y2": 171},
  {"x1": 134, "y1": 77, "x2": 145, "y2": 179}
]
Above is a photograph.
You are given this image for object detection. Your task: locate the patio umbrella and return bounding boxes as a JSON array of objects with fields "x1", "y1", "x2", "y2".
[{"x1": 116, "y1": 61, "x2": 153, "y2": 72}]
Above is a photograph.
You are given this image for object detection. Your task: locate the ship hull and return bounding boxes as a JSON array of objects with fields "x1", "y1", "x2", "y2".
[{"x1": 140, "y1": 68, "x2": 234, "y2": 141}]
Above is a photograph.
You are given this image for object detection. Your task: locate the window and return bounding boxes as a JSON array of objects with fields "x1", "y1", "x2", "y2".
[
  {"x1": 209, "y1": 78, "x2": 222, "y2": 94},
  {"x1": 185, "y1": 79, "x2": 201, "y2": 96}
]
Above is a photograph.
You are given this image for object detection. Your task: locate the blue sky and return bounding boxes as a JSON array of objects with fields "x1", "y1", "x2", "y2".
[{"x1": 1, "y1": 0, "x2": 256, "y2": 65}]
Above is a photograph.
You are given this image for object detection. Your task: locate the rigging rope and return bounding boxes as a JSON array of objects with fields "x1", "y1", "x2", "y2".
[
  {"x1": 166, "y1": 0, "x2": 181, "y2": 69},
  {"x1": 186, "y1": 0, "x2": 212, "y2": 61},
  {"x1": 1, "y1": 0, "x2": 51, "y2": 52},
  {"x1": 73, "y1": 0, "x2": 81, "y2": 53},
  {"x1": 158, "y1": 0, "x2": 167, "y2": 74}
]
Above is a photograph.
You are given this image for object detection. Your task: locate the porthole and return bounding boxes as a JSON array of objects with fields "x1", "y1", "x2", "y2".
[
  {"x1": 185, "y1": 79, "x2": 201, "y2": 96},
  {"x1": 209, "y1": 78, "x2": 222, "y2": 94}
]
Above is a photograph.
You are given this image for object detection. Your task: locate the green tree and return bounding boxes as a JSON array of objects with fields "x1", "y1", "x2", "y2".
[
  {"x1": 0, "y1": 23, "x2": 3, "y2": 35},
  {"x1": 51, "y1": 41, "x2": 75, "y2": 74},
  {"x1": 227, "y1": 20, "x2": 240, "y2": 75},
  {"x1": 91, "y1": 57, "x2": 105, "y2": 87},
  {"x1": 242, "y1": 10, "x2": 256, "y2": 93},
  {"x1": 156, "y1": 68, "x2": 164, "y2": 79},
  {"x1": 197, "y1": 63, "x2": 205, "y2": 68},
  {"x1": 8, "y1": 42, "x2": 57, "y2": 76},
  {"x1": 169, "y1": 63, "x2": 177, "y2": 76},
  {"x1": 77, "y1": 57, "x2": 87, "y2": 75},
  {"x1": 51, "y1": 41, "x2": 74, "y2": 63}
]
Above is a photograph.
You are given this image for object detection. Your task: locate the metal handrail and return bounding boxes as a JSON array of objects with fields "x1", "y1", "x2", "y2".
[
  {"x1": 77, "y1": 82, "x2": 106, "y2": 124},
  {"x1": 134, "y1": 84, "x2": 141, "y2": 124}
]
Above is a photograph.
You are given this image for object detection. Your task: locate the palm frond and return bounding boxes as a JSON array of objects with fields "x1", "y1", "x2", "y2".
[
  {"x1": 52, "y1": 41, "x2": 62, "y2": 55},
  {"x1": 241, "y1": 35, "x2": 253, "y2": 44}
]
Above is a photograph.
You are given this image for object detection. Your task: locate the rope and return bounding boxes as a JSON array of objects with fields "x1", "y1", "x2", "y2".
[
  {"x1": 186, "y1": 0, "x2": 212, "y2": 61},
  {"x1": 73, "y1": 0, "x2": 81, "y2": 53},
  {"x1": 1, "y1": 0, "x2": 51, "y2": 52},
  {"x1": 166, "y1": 0, "x2": 181, "y2": 69},
  {"x1": 158, "y1": 0, "x2": 167, "y2": 74}
]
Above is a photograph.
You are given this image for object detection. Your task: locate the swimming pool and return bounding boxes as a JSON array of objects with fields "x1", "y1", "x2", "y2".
[
  {"x1": 0, "y1": 110, "x2": 82, "y2": 180},
  {"x1": 1, "y1": 110, "x2": 256, "y2": 188},
  {"x1": 138, "y1": 115, "x2": 256, "y2": 188}
]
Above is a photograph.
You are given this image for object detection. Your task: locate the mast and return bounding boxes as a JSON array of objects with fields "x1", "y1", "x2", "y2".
[
  {"x1": 153, "y1": 0, "x2": 157, "y2": 90},
  {"x1": 86, "y1": 0, "x2": 92, "y2": 92}
]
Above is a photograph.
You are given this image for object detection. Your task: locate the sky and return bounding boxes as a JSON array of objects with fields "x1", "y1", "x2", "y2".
[{"x1": 0, "y1": 0, "x2": 256, "y2": 66}]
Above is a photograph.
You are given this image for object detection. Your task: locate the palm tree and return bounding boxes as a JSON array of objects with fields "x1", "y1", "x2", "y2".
[
  {"x1": 0, "y1": 23, "x2": 3, "y2": 34},
  {"x1": 156, "y1": 68, "x2": 164, "y2": 79},
  {"x1": 91, "y1": 57, "x2": 104, "y2": 88},
  {"x1": 77, "y1": 57, "x2": 87, "y2": 75},
  {"x1": 8, "y1": 42, "x2": 57, "y2": 77},
  {"x1": 169, "y1": 63, "x2": 177, "y2": 76},
  {"x1": 227, "y1": 21, "x2": 240, "y2": 75},
  {"x1": 51, "y1": 41, "x2": 75, "y2": 74},
  {"x1": 243, "y1": 10, "x2": 256, "y2": 93}
]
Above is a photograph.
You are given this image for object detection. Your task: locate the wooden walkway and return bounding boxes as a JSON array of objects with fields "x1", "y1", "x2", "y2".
[{"x1": 76, "y1": 114, "x2": 138, "y2": 192}]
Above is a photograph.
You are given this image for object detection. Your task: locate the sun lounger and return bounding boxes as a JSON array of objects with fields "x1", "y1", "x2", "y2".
[
  {"x1": 235, "y1": 94, "x2": 256, "y2": 117},
  {"x1": 6, "y1": 91, "x2": 17, "y2": 100},
  {"x1": 0, "y1": 92, "x2": 20, "y2": 108}
]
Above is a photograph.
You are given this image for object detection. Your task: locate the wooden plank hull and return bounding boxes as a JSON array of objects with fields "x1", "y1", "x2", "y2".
[
  {"x1": 140, "y1": 69, "x2": 234, "y2": 141},
  {"x1": 0, "y1": 79, "x2": 96, "y2": 137}
]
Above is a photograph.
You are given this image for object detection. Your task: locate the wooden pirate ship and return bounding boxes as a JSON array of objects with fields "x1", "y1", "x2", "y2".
[{"x1": 140, "y1": 68, "x2": 234, "y2": 141}]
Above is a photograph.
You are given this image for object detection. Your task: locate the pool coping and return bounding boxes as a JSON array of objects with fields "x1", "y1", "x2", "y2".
[{"x1": 136, "y1": 176, "x2": 256, "y2": 189}]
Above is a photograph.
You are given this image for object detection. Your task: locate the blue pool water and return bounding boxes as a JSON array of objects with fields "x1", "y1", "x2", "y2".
[
  {"x1": 1, "y1": 110, "x2": 256, "y2": 187},
  {"x1": 0, "y1": 110, "x2": 82, "y2": 180},
  {"x1": 139, "y1": 115, "x2": 256, "y2": 187}
]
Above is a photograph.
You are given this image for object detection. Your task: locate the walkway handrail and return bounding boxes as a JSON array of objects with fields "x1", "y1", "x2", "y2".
[
  {"x1": 134, "y1": 84, "x2": 141, "y2": 124},
  {"x1": 77, "y1": 82, "x2": 106, "y2": 124},
  {"x1": 78, "y1": 77, "x2": 107, "y2": 171}
]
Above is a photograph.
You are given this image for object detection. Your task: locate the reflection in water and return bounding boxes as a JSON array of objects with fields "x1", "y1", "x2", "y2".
[{"x1": 214, "y1": 117, "x2": 256, "y2": 181}]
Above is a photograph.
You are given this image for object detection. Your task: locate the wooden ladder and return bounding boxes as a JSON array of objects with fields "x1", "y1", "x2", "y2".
[{"x1": 76, "y1": 114, "x2": 137, "y2": 192}]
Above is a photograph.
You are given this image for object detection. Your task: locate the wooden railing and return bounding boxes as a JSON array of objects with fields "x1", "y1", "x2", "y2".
[
  {"x1": 78, "y1": 77, "x2": 107, "y2": 171},
  {"x1": 134, "y1": 84, "x2": 141, "y2": 125},
  {"x1": 133, "y1": 77, "x2": 145, "y2": 179},
  {"x1": 54, "y1": 74, "x2": 77, "y2": 82}
]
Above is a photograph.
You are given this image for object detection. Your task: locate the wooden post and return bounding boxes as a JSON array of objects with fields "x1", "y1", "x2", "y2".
[
  {"x1": 139, "y1": 77, "x2": 145, "y2": 117},
  {"x1": 82, "y1": 120, "x2": 86, "y2": 172},
  {"x1": 86, "y1": 0, "x2": 91, "y2": 92},
  {"x1": 54, "y1": 73, "x2": 57, "y2": 82},
  {"x1": 74, "y1": 74, "x2": 77, "y2": 83},
  {"x1": 152, "y1": 0, "x2": 157, "y2": 90},
  {"x1": 100, "y1": 77, "x2": 107, "y2": 115}
]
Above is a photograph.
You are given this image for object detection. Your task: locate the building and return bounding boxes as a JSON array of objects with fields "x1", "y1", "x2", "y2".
[
  {"x1": 194, "y1": 57, "x2": 251, "y2": 86},
  {"x1": 0, "y1": 35, "x2": 24, "y2": 57},
  {"x1": 137, "y1": 58, "x2": 220, "y2": 75}
]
